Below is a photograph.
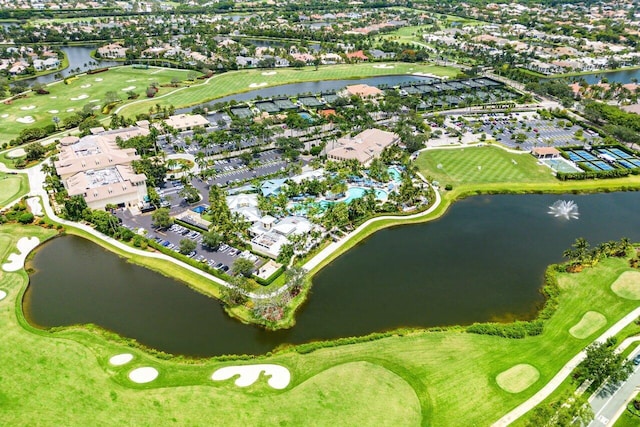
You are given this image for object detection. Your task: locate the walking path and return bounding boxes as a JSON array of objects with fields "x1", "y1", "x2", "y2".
[
  {"x1": 6, "y1": 160, "x2": 443, "y2": 302},
  {"x1": 492, "y1": 307, "x2": 640, "y2": 426}
]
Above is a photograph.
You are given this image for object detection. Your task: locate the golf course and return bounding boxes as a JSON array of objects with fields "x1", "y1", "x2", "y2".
[{"x1": 2, "y1": 139, "x2": 640, "y2": 424}]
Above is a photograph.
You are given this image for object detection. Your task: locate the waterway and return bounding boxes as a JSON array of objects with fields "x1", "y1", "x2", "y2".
[
  {"x1": 25, "y1": 46, "x2": 120, "y2": 85},
  {"x1": 177, "y1": 74, "x2": 433, "y2": 114},
  {"x1": 24, "y1": 192, "x2": 640, "y2": 357},
  {"x1": 567, "y1": 68, "x2": 640, "y2": 85}
]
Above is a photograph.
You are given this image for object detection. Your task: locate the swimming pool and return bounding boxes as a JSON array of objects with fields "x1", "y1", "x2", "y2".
[
  {"x1": 345, "y1": 187, "x2": 388, "y2": 203},
  {"x1": 387, "y1": 167, "x2": 402, "y2": 183}
]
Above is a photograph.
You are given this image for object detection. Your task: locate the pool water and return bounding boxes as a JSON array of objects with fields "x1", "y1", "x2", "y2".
[
  {"x1": 344, "y1": 187, "x2": 388, "y2": 203},
  {"x1": 387, "y1": 167, "x2": 402, "y2": 182}
]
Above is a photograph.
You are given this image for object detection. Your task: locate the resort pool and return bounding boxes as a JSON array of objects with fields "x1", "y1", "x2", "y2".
[
  {"x1": 344, "y1": 187, "x2": 388, "y2": 203},
  {"x1": 387, "y1": 167, "x2": 402, "y2": 182},
  {"x1": 191, "y1": 205, "x2": 208, "y2": 214},
  {"x1": 298, "y1": 112, "x2": 313, "y2": 122}
]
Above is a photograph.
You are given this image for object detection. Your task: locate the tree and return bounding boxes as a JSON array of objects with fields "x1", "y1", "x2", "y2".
[
  {"x1": 64, "y1": 195, "x2": 88, "y2": 221},
  {"x1": 152, "y1": 208, "x2": 173, "y2": 229},
  {"x1": 576, "y1": 338, "x2": 633, "y2": 388},
  {"x1": 179, "y1": 238, "x2": 197, "y2": 255},
  {"x1": 201, "y1": 230, "x2": 223, "y2": 249},
  {"x1": 179, "y1": 184, "x2": 200, "y2": 204},
  {"x1": 25, "y1": 142, "x2": 46, "y2": 161},
  {"x1": 232, "y1": 257, "x2": 255, "y2": 277}
]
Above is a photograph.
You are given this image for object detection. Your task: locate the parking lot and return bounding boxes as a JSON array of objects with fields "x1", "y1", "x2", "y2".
[
  {"x1": 116, "y1": 210, "x2": 265, "y2": 275},
  {"x1": 469, "y1": 113, "x2": 601, "y2": 151}
]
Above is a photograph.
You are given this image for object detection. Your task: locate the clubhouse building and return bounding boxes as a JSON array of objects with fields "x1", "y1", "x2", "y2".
[
  {"x1": 327, "y1": 128, "x2": 400, "y2": 165},
  {"x1": 54, "y1": 127, "x2": 149, "y2": 210}
]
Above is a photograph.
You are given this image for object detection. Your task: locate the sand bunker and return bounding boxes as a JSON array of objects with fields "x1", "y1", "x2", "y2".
[
  {"x1": 20, "y1": 105, "x2": 36, "y2": 111},
  {"x1": 70, "y1": 94, "x2": 89, "y2": 101},
  {"x1": 121, "y1": 86, "x2": 136, "y2": 91},
  {"x1": 0, "y1": 290, "x2": 6, "y2": 301},
  {"x1": 129, "y1": 367, "x2": 158, "y2": 384},
  {"x1": 26, "y1": 197, "x2": 43, "y2": 216},
  {"x1": 126, "y1": 79, "x2": 137, "y2": 83},
  {"x1": 66, "y1": 108, "x2": 75, "y2": 112},
  {"x1": 412, "y1": 72, "x2": 437, "y2": 78},
  {"x1": 496, "y1": 364, "x2": 540, "y2": 393},
  {"x1": 94, "y1": 78, "x2": 103, "y2": 82},
  {"x1": 109, "y1": 353, "x2": 133, "y2": 366},
  {"x1": 48, "y1": 109, "x2": 59, "y2": 114},
  {"x1": 50, "y1": 96, "x2": 57, "y2": 99},
  {"x1": 16, "y1": 116, "x2": 35, "y2": 124},
  {"x1": 211, "y1": 364, "x2": 290, "y2": 390},
  {"x1": 261, "y1": 71, "x2": 277, "y2": 76},
  {"x1": 80, "y1": 84, "x2": 91, "y2": 89},
  {"x1": 1, "y1": 114, "x2": 8, "y2": 118},
  {"x1": 89, "y1": 99, "x2": 100, "y2": 103},
  {"x1": 249, "y1": 82, "x2": 268, "y2": 88},
  {"x1": 373, "y1": 64, "x2": 395, "y2": 69},
  {"x1": 612, "y1": 271, "x2": 640, "y2": 299},
  {"x1": 6, "y1": 148, "x2": 26, "y2": 158},
  {"x1": 2, "y1": 237, "x2": 40, "y2": 272}
]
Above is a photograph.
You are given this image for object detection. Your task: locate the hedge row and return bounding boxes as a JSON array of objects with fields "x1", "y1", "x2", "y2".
[{"x1": 556, "y1": 168, "x2": 633, "y2": 181}]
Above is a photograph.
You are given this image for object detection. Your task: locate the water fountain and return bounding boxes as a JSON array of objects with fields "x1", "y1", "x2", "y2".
[{"x1": 548, "y1": 200, "x2": 579, "y2": 220}]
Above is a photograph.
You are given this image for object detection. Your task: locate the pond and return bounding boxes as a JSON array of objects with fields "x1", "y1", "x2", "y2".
[
  {"x1": 24, "y1": 192, "x2": 640, "y2": 357},
  {"x1": 176, "y1": 74, "x2": 431, "y2": 114},
  {"x1": 566, "y1": 68, "x2": 640, "y2": 85}
]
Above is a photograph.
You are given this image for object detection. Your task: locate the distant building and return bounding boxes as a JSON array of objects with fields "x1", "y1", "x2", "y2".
[
  {"x1": 54, "y1": 128, "x2": 149, "y2": 210},
  {"x1": 97, "y1": 43, "x2": 128, "y2": 59},
  {"x1": 327, "y1": 128, "x2": 399, "y2": 165},
  {"x1": 163, "y1": 114, "x2": 209, "y2": 131},
  {"x1": 341, "y1": 84, "x2": 383, "y2": 99}
]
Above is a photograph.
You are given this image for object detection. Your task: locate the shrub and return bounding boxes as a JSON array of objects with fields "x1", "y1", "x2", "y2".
[
  {"x1": 444, "y1": 184, "x2": 453, "y2": 191},
  {"x1": 18, "y1": 212, "x2": 34, "y2": 224}
]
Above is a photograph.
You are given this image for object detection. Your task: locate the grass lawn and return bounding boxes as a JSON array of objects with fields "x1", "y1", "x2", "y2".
[
  {"x1": 496, "y1": 364, "x2": 540, "y2": 394},
  {"x1": 416, "y1": 145, "x2": 557, "y2": 187},
  {"x1": 2, "y1": 219, "x2": 640, "y2": 425},
  {"x1": 0, "y1": 172, "x2": 29, "y2": 208},
  {"x1": 611, "y1": 271, "x2": 640, "y2": 299},
  {"x1": 0, "y1": 66, "x2": 197, "y2": 144},
  {"x1": 117, "y1": 62, "x2": 460, "y2": 118},
  {"x1": 614, "y1": 398, "x2": 640, "y2": 427}
]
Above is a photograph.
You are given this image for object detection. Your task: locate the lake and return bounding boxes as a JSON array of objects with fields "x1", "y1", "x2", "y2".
[{"x1": 24, "y1": 192, "x2": 640, "y2": 357}]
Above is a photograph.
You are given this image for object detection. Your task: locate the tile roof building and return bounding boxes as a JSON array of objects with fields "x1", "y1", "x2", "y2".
[{"x1": 327, "y1": 128, "x2": 399, "y2": 165}]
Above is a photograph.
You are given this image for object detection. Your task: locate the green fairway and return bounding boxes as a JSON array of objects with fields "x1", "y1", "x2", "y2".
[
  {"x1": 0, "y1": 66, "x2": 197, "y2": 144},
  {"x1": 2, "y1": 220, "x2": 640, "y2": 426},
  {"x1": 116, "y1": 62, "x2": 460, "y2": 118},
  {"x1": 0, "y1": 172, "x2": 29, "y2": 208},
  {"x1": 416, "y1": 145, "x2": 557, "y2": 187}
]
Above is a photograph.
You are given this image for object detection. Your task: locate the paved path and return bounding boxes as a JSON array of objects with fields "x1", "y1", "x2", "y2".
[
  {"x1": 492, "y1": 307, "x2": 640, "y2": 426},
  {"x1": 588, "y1": 339, "x2": 640, "y2": 427}
]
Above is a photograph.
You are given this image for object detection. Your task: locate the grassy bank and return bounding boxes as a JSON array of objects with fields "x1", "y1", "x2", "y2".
[{"x1": 2, "y1": 221, "x2": 640, "y2": 425}]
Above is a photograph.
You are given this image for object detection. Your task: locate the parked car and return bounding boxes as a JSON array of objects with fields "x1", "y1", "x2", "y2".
[{"x1": 633, "y1": 353, "x2": 640, "y2": 366}]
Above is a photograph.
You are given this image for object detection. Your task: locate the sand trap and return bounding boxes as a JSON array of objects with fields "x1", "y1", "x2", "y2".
[
  {"x1": 249, "y1": 82, "x2": 268, "y2": 88},
  {"x1": 80, "y1": 84, "x2": 91, "y2": 89},
  {"x1": 26, "y1": 197, "x2": 43, "y2": 216},
  {"x1": 1, "y1": 114, "x2": 8, "y2": 118},
  {"x1": 612, "y1": 271, "x2": 640, "y2": 299},
  {"x1": 128, "y1": 367, "x2": 158, "y2": 383},
  {"x1": 496, "y1": 364, "x2": 539, "y2": 393},
  {"x1": 16, "y1": 116, "x2": 35, "y2": 124},
  {"x1": 70, "y1": 94, "x2": 89, "y2": 101},
  {"x1": 91, "y1": 105, "x2": 100, "y2": 110},
  {"x1": 94, "y1": 78, "x2": 103, "y2": 82},
  {"x1": 569, "y1": 311, "x2": 606, "y2": 339},
  {"x1": 66, "y1": 108, "x2": 75, "y2": 112},
  {"x1": 261, "y1": 71, "x2": 277, "y2": 76},
  {"x1": 2, "y1": 237, "x2": 40, "y2": 272},
  {"x1": 89, "y1": 99, "x2": 100, "y2": 103},
  {"x1": 373, "y1": 64, "x2": 394, "y2": 69},
  {"x1": 50, "y1": 96, "x2": 57, "y2": 99},
  {"x1": 109, "y1": 353, "x2": 133, "y2": 366},
  {"x1": 126, "y1": 79, "x2": 137, "y2": 82},
  {"x1": 211, "y1": 364, "x2": 290, "y2": 390},
  {"x1": 20, "y1": 105, "x2": 36, "y2": 111},
  {"x1": 48, "y1": 109, "x2": 59, "y2": 114},
  {"x1": 6, "y1": 148, "x2": 26, "y2": 158},
  {"x1": 0, "y1": 290, "x2": 6, "y2": 301},
  {"x1": 412, "y1": 72, "x2": 436, "y2": 78},
  {"x1": 121, "y1": 86, "x2": 136, "y2": 91}
]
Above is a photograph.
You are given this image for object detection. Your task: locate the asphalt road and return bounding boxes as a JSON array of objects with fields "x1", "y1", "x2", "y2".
[{"x1": 588, "y1": 345, "x2": 640, "y2": 427}]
